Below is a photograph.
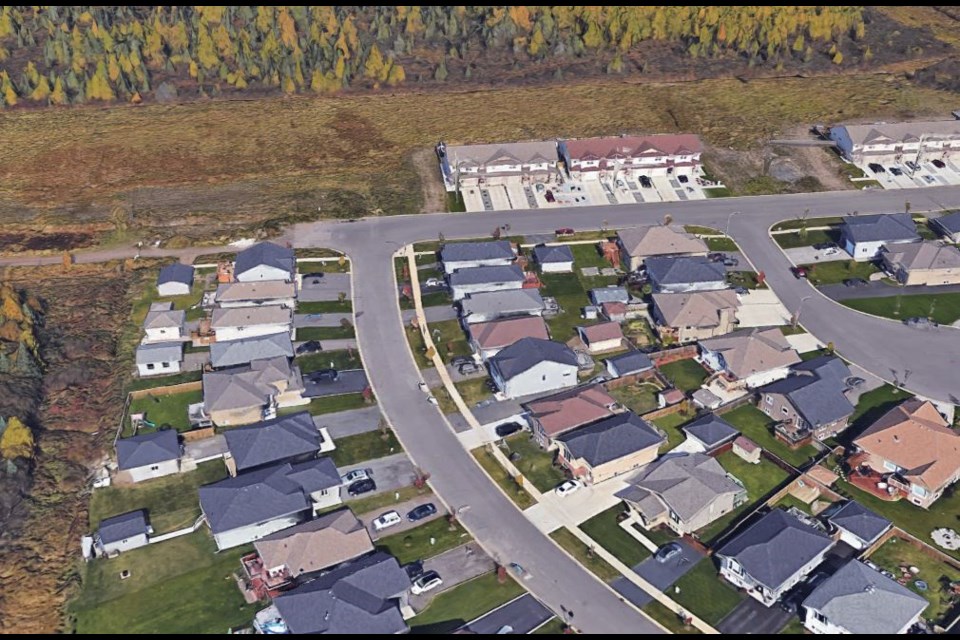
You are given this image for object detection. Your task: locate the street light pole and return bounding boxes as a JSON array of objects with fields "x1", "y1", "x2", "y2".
[
  {"x1": 725, "y1": 210, "x2": 741, "y2": 238},
  {"x1": 793, "y1": 295, "x2": 813, "y2": 329}
]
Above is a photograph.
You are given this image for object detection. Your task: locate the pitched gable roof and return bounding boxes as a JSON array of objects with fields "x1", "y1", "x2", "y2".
[
  {"x1": 617, "y1": 225, "x2": 708, "y2": 258},
  {"x1": 578, "y1": 321, "x2": 624, "y2": 344},
  {"x1": 589, "y1": 286, "x2": 631, "y2": 305},
  {"x1": 449, "y1": 264, "x2": 525, "y2": 287},
  {"x1": 98, "y1": 509, "x2": 149, "y2": 544},
  {"x1": 565, "y1": 134, "x2": 704, "y2": 161},
  {"x1": 203, "y1": 357, "x2": 304, "y2": 413},
  {"x1": 224, "y1": 412, "x2": 321, "y2": 472},
  {"x1": 700, "y1": 328, "x2": 801, "y2": 379},
  {"x1": 470, "y1": 316, "x2": 550, "y2": 351},
  {"x1": 157, "y1": 263, "x2": 195, "y2": 286},
  {"x1": 933, "y1": 211, "x2": 960, "y2": 235},
  {"x1": 645, "y1": 256, "x2": 727, "y2": 287},
  {"x1": 215, "y1": 281, "x2": 296, "y2": 304},
  {"x1": 841, "y1": 213, "x2": 919, "y2": 244},
  {"x1": 116, "y1": 429, "x2": 180, "y2": 470},
  {"x1": 840, "y1": 120, "x2": 960, "y2": 147},
  {"x1": 524, "y1": 384, "x2": 618, "y2": 438},
  {"x1": 652, "y1": 290, "x2": 740, "y2": 328},
  {"x1": 682, "y1": 413, "x2": 739, "y2": 450},
  {"x1": 254, "y1": 508, "x2": 374, "y2": 577},
  {"x1": 460, "y1": 289, "x2": 545, "y2": 320},
  {"x1": 143, "y1": 306, "x2": 185, "y2": 330},
  {"x1": 533, "y1": 244, "x2": 574, "y2": 264},
  {"x1": 605, "y1": 350, "x2": 654, "y2": 376},
  {"x1": 234, "y1": 241, "x2": 295, "y2": 278},
  {"x1": 882, "y1": 240, "x2": 960, "y2": 271},
  {"x1": 488, "y1": 337, "x2": 578, "y2": 381},
  {"x1": 760, "y1": 356, "x2": 854, "y2": 427},
  {"x1": 826, "y1": 500, "x2": 890, "y2": 544},
  {"x1": 557, "y1": 412, "x2": 664, "y2": 467},
  {"x1": 447, "y1": 142, "x2": 559, "y2": 169},
  {"x1": 441, "y1": 241, "x2": 515, "y2": 264},
  {"x1": 135, "y1": 341, "x2": 183, "y2": 365},
  {"x1": 211, "y1": 306, "x2": 292, "y2": 329},
  {"x1": 210, "y1": 332, "x2": 294, "y2": 369}
]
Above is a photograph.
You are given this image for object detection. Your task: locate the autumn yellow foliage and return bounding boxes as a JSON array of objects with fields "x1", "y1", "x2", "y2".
[{"x1": 0, "y1": 416, "x2": 34, "y2": 459}]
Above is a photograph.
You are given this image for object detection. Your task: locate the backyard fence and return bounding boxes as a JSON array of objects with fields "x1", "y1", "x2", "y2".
[
  {"x1": 129, "y1": 380, "x2": 202, "y2": 400},
  {"x1": 648, "y1": 345, "x2": 699, "y2": 366}
]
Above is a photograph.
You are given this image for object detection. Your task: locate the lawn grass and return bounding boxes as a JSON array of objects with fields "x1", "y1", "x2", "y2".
[
  {"x1": 705, "y1": 236, "x2": 739, "y2": 252},
  {"x1": 652, "y1": 411, "x2": 695, "y2": 451},
  {"x1": 408, "y1": 572, "x2": 525, "y2": 634},
  {"x1": 432, "y1": 384, "x2": 459, "y2": 415},
  {"x1": 843, "y1": 292, "x2": 960, "y2": 325},
  {"x1": 799, "y1": 259, "x2": 879, "y2": 286},
  {"x1": 622, "y1": 317, "x2": 659, "y2": 348},
  {"x1": 642, "y1": 600, "x2": 703, "y2": 634},
  {"x1": 128, "y1": 388, "x2": 203, "y2": 433},
  {"x1": 774, "y1": 493, "x2": 816, "y2": 515},
  {"x1": 454, "y1": 377, "x2": 493, "y2": 407},
  {"x1": 609, "y1": 381, "x2": 661, "y2": 417},
  {"x1": 720, "y1": 404, "x2": 818, "y2": 468},
  {"x1": 329, "y1": 429, "x2": 403, "y2": 467},
  {"x1": 658, "y1": 359, "x2": 709, "y2": 393},
  {"x1": 295, "y1": 348, "x2": 363, "y2": 372},
  {"x1": 700, "y1": 451, "x2": 791, "y2": 544},
  {"x1": 867, "y1": 536, "x2": 960, "y2": 624},
  {"x1": 772, "y1": 227, "x2": 840, "y2": 249},
  {"x1": 668, "y1": 558, "x2": 745, "y2": 626},
  {"x1": 532, "y1": 618, "x2": 568, "y2": 634},
  {"x1": 471, "y1": 447, "x2": 537, "y2": 509},
  {"x1": 772, "y1": 217, "x2": 844, "y2": 231},
  {"x1": 726, "y1": 270, "x2": 765, "y2": 290},
  {"x1": 401, "y1": 290, "x2": 453, "y2": 310},
  {"x1": 503, "y1": 433, "x2": 567, "y2": 493},
  {"x1": 549, "y1": 528, "x2": 620, "y2": 583},
  {"x1": 684, "y1": 225, "x2": 723, "y2": 236},
  {"x1": 580, "y1": 505, "x2": 651, "y2": 567},
  {"x1": 278, "y1": 392, "x2": 370, "y2": 417},
  {"x1": 297, "y1": 300, "x2": 353, "y2": 314},
  {"x1": 296, "y1": 325, "x2": 356, "y2": 341},
  {"x1": 425, "y1": 318, "x2": 472, "y2": 363},
  {"x1": 376, "y1": 518, "x2": 471, "y2": 565},
  {"x1": 127, "y1": 370, "x2": 202, "y2": 392},
  {"x1": 70, "y1": 531, "x2": 257, "y2": 634},
  {"x1": 799, "y1": 347, "x2": 830, "y2": 362},
  {"x1": 348, "y1": 485, "x2": 432, "y2": 515},
  {"x1": 779, "y1": 618, "x2": 807, "y2": 634},
  {"x1": 88, "y1": 460, "x2": 227, "y2": 535},
  {"x1": 540, "y1": 272, "x2": 596, "y2": 342},
  {"x1": 405, "y1": 324, "x2": 434, "y2": 369}
]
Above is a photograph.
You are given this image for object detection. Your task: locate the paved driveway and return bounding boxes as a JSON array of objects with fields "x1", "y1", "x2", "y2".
[
  {"x1": 401, "y1": 305, "x2": 460, "y2": 324},
  {"x1": 299, "y1": 272, "x2": 351, "y2": 302},
  {"x1": 783, "y1": 245, "x2": 848, "y2": 265},
  {"x1": 302, "y1": 368, "x2": 368, "y2": 398},
  {"x1": 295, "y1": 338, "x2": 358, "y2": 352},
  {"x1": 410, "y1": 544, "x2": 496, "y2": 612},
  {"x1": 295, "y1": 312, "x2": 352, "y2": 327},
  {"x1": 717, "y1": 596, "x2": 794, "y2": 634},
  {"x1": 340, "y1": 452, "x2": 415, "y2": 499},
  {"x1": 634, "y1": 540, "x2": 705, "y2": 591},
  {"x1": 464, "y1": 593, "x2": 554, "y2": 634},
  {"x1": 361, "y1": 494, "x2": 442, "y2": 540},
  {"x1": 313, "y1": 406, "x2": 381, "y2": 438}
]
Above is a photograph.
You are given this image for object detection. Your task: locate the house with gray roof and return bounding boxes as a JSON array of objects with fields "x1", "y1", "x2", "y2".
[
  {"x1": 157, "y1": 263, "x2": 195, "y2": 297},
  {"x1": 645, "y1": 256, "x2": 728, "y2": 293},
  {"x1": 135, "y1": 341, "x2": 183, "y2": 378},
  {"x1": 616, "y1": 452, "x2": 747, "y2": 535},
  {"x1": 533, "y1": 245, "x2": 575, "y2": 273},
  {"x1": 116, "y1": 429, "x2": 181, "y2": 483},
  {"x1": 96, "y1": 510, "x2": 151, "y2": 557},
  {"x1": 826, "y1": 500, "x2": 891, "y2": 550},
  {"x1": 459, "y1": 288, "x2": 546, "y2": 324},
  {"x1": 441, "y1": 241, "x2": 516, "y2": 274},
  {"x1": 604, "y1": 350, "x2": 654, "y2": 379},
  {"x1": 224, "y1": 412, "x2": 321, "y2": 475},
  {"x1": 840, "y1": 213, "x2": 919, "y2": 261},
  {"x1": 932, "y1": 211, "x2": 960, "y2": 243},
  {"x1": 235, "y1": 241, "x2": 296, "y2": 282},
  {"x1": 449, "y1": 264, "x2": 525, "y2": 301},
  {"x1": 589, "y1": 286, "x2": 631, "y2": 306},
  {"x1": 802, "y1": 560, "x2": 928, "y2": 634},
  {"x1": 758, "y1": 355, "x2": 855, "y2": 445},
  {"x1": 829, "y1": 119, "x2": 960, "y2": 165},
  {"x1": 210, "y1": 332, "x2": 294, "y2": 369},
  {"x1": 199, "y1": 457, "x2": 342, "y2": 550},
  {"x1": 440, "y1": 140, "x2": 560, "y2": 191},
  {"x1": 880, "y1": 240, "x2": 960, "y2": 286},
  {"x1": 270, "y1": 551, "x2": 410, "y2": 634},
  {"x1": 556, "y1": 412, "x2": 665, "y2": 484},
  {"x1": 203, "y1": 357, "x2": 308, "y2": 426},
  {"x1": 716, "y1": 508, "x2": 835, "y2": 606},
  {"x1": 142, "y1": 302, "x2": 185, "y2": 343},
  {"x1": 680, "y1": 413, "x2": 739, "y2": 453},
  {"x1": 488, "y1": 337, "x2": 578, "y2": 399}
]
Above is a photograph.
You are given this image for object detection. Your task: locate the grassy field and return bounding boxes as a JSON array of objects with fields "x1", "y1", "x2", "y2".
[
  {"x1": 376, "y1": 518, "x2": 470, "y2": 565},
  {"x1": 503, "y1": 433, "x2": 567, "y2": 493},
  {"x1": 297, "y1": 300, "x2": 353, "y2": 314},
  {"x1": 549, "y1": 528, "x2": 620, "y2": 583},
  {"x1": 70, "y1": 531, "x2": 256, "y2": 634},
  {"x1": 800, "y1": 260, "x2": 880, "y2": 285},
  {"x1": 408, "y1": 572, "x2": 526, "y2": 634},
  {"x1": 128, "y1": 388, "x2": 202, "y2": 432},
  {"x1": 295, "y1": 349, "x2": 364, "y2": 372},
  {"x1": 652, "y1": 411, "x2": 695, "y2": 451},
  {"x1": 580, "y1": 506, "x2": 651, "y2": 567},
  {"x1": 658, "y1": 359, "x2": 709, "y2": 393},
  {"x1": 329, "y1": 429, "x2": 403, "y2": 467},
  {"x1": 668, "y1": 559, "x2": 745, "y2": 626},
  {"x1": 296, "y1": 325, "x2": 356, "y2": 341},
  {"x1": 843, "y1": 291, "x2": 960, "y2": 325},
  {"x1": 720, "y1": 404, "x2": 818, "y2": 468},
  {"x1": 278, "y1": 392, "x2": 370, "y2": 417},
  {"x1": 868, "y1": 536, "x2": 960, "y2": 624},
  {"x1": 88, "y1": 461, "x2": 227, "y2": 535}
]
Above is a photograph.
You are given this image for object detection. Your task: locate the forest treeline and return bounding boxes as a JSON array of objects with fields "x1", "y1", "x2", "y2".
[{"x1": 0, "y1": 6, "x2": 867, "y2": 106}]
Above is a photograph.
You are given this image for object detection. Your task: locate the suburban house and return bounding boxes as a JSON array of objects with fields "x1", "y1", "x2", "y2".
[
  {"x1": 115, "y1": 429, "x2": 181, "y2": 483},
  {"x1": 716, "y1": 508, "x2": 835, "y2": 606},
  {"x1": 449, "y1": 264, "x2": 525, "y2": 301},
  {"x1": 605, "y1": 350, "x2": 654, "y2": 379},
  {"x1": 488, "y1": 337, "x2": 579, "y2": 399},
  {"x1": 142, "y1": 302, "x2": 185, "y2": 343},
  {"x1": 880, "y1": 240, "x2": 960, "y2": 286},
  {"x1": 215, "y1": 281, "x2": 297, "y2": 309},
  {"x1": 135, "y1": 342, "x2": 183, "y2": 377},
  {"x1": 699, "y1": 328, "x2": 801, "y2": 389},
  {"x1": 651, "y1": 290, "x2": 740, "y2": 344},
  {"x1": 210, "y1": 332, "x2": 295, "y2": 369},
  {"x1": 468, "y1": 315, "x2": 550, "y2": 360},
  {"x1": 532, "y1": 244, "x2": 575, "y2": 273},
  {"x1": 577, "y1": 321, "x2": 624, "y2": 354},
  {"x1": 269, "y1": 551, "x2": 410, "y2": 634},
  {"x1": 524, "y1": 384, "x2": 620, "y2": 447},
  {"x1": 234, "y1": 242, "x2": 296, "y2": 283},
  {"x1": 440, "y1": 241, "x2": 516, "y2": 274},
  {"x1": 758, "y1": 355, "x2": 855, "y2": 445},
  {"x1": 851, "y1": 398, "x2": 960, "y2": 508},
  {"x1": 825, "y1": 500, "x2": 891, "y2": 550},
  {"x1": 560, "y1": 134, "x2": 704, "y2": 182},
  {"x1": 589, "y1": 286, "x2": 631, "y2": 306},
  {"x1": 615, "y1": 225, "x2": 709, "y2": 272},
  {"x1": 459, "y1": 289, "x2": 546, "y2": 324},
  {"x1": 211, "y1": 306, "x2": 293, "y2": 342},
  {"x1": 932, "y1": 211, "x2": 960, "y2": 243},
  {"x1": 203, "y1": 357, "x2": 308, "y2": 426},
  {"x1": 440, "y1": 141, "x2": 560, "y2": 190},
  {"x1": 801, "y1": 560, "x2": 928, "y2": 635},
  {"x1": 224, "y1": 412, "x2": 322, "y2": 475},
  {"x1": 95, "y1": 510, "x2": 151, "y2": 557},
  {"x1": 840, "y1": 213, "x2": 920, "y2": 261},
  {"x1": 555, "y1": 412, "x2": 665, "y2": 484},
  {"x1": 645, "y1": 256, "x2": 727, "y2": 293},
  {"x1": 829, "y1": 120, "x2": 960, "y2": 165},
  {"x1": 156, "y1": 263, "x2": 195, "y2": 297},
  {"x1": 243, "y1": 508, "x2": 374, "y2": 597},
  {"x1": 616, "y1": 452, "x2": 747, "y2": 535},
  {"x1": 679, "y1": 413, "x2": 739, "y2": 454},
  {"x1": 199, "y1": 457, "x2": 343, "y2": 550}
]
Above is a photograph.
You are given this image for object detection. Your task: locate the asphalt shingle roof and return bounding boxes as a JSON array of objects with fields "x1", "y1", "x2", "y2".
[
  {"x1": 645, "y1": 256, "x2": 726, "y2": 288},
  {"x1": 841, "y1": 213, "x2": 919, "y2": 244},
  {"x1": 441, "y1": 241, "x2": 515, "y2": 264},
  {"x1": 760, "y1": 356, "x2": 854, "y2": 428},
  {"x1": 589, "y1": 286, "x2": 630, "y2": 305},
  {"x1": 557, "y1": 412, "x2": 664, "y2": 467},
  {"x1": 234, "y1": 241, "x2": 295, "y2": 278},
  {"x1": 157, "y1": 263, "x2": 195, "y2": 286},
  {"x1": 116, "y1": 429, "x2": 180, "y2": 470},
  {"x1": 488, "y1": 337, "x2": 577, "y2": 381},
  {"x1": 934, "y1": 211, "x2": 960, "y2": 235},
  {"x1": 224, "y1": 412, "x2": 320, "y2": 473},
  {"x1": 135, "y1": 341, "x2": 183, "y2": 365},
  {"x1": 143, "y1": 306, "x2": 185, "y2": 330},
  {"x1": 459, "y1": 289, "x2": 545, "y2": 320},
  {"x1": 682, "y1": 413, "x2": 739, "y2": 450},
  {"x1": 533, "y1": 244, "x2": 574, "y2": 264},
  {"x1": 827, "y1": 500, "x2": 891, "y2": 545},
  {"x1": 449, "y1": 264, "x2": 524, "y2": 287},
  {"x1": 605, "y1": 350, "x2": 654, "y2": 376},
  {"x1": 210, "y1": 333, "x2": 294, "y2": 369},
  {"x1": 98, "y1": 509, "x2": 149, "y2": 544}
]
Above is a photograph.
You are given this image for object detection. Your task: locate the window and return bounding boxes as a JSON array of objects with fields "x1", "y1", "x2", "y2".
[
  {"x1": 883, "y1": 460, "x2": 899, "y2": 472},
  {"x1": 911, "y1": 484, "x2": 927, "y2": 497},
  {"x1": 765, "y1": 395, "x2": 773, "y2": 405},
  {"x1": 781, "y1": 406, "x2": 789, "y2": 415},
  {"x1": 146, "y1": 363, "x2": 155, "y2": 370},
  {"x1": 812, "y1": 611, "x2": 827, "y2": 624},
  {"x1": 162, "y1": 362, "x2": 170, "y2": 368},
  {"x1": 542, "y1": 375, "x2": 547, "y2": 381},
  {"x1": 150, "y1": 465, "x2": 159, "y2": 471}
]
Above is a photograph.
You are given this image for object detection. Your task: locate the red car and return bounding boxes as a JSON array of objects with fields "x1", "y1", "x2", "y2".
[
  {"x1": 554, "y1": 227, "x2": 574, "y2": 236},
  {"x1": 791, "y1": 266, "x2": 809, "y2": 279}
]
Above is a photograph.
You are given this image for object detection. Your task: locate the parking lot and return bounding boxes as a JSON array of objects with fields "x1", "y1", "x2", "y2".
[{"x1": 859, "y1": 158, "x2": 960, "y2": 190}]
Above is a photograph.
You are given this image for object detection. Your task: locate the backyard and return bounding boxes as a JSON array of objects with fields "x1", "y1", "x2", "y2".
[
  {"x1": 609, "y1": 381, "x2": 662, "y2": 417},
  {"x1": 842, "y1": 291, "x2": 960, "y2": 326},
  {"x1": 503, "y1": 433, "x2": 567, "y2": 493},
  {"x1": 799, "y1": 259, "x2": 880, "y2": 286},
  {"x1": 867, "y1": 536, "x2": 960, "y2": 625},
  {"x1": 549, "y1": 528, "x2": 620, "y2": 583},
  {"x1": 540, "y1": 272, "x2": 598, "y2": 343},
  {"x1": 472, "y1": 447, "x2": 536, "y2": 509},
  {"x1": 329, "y1": 429, "x2": 403, "y2": 467},
  {"x1": 720, "y1": 404, "x2": 818, "y2": 468},
  {"x1": 667, "y1": 558, "x2": 745, "y2": 626},
  {"x1": 127, "y1": 370, "x2": 202, "y2": 392},
  {"x1": 622, "y1": 318, "x2": 659, "y2": 348},
  {"x1": 652, "y1": 411, "x2": 695, "y2": 451},
  {"x1": 580, "y1": 505, "x2": 651, "y2": 567},
  {"x1": 408, "y1": 572, "x2": 526, "y2": 634},
  {"x1": 128, "y1": 388, "x2": 203, "y2": 433},
  {"x1": 658, "y1": 359, "x2": 709, "y2": 393},
  {"x1": 376, "y1": 518, "x2": 471, "y2": 565}
]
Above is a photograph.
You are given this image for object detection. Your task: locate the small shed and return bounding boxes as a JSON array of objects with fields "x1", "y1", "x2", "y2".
[
  {"x1": 658, "y1": 388, "x2": 686, "y2": 409},
  {"x1": 732, "y1": 435, "x2": 761, "y2": 464},
  {"x1": 532, "y1": 245, "x2": 575, "y2": 273},
  {"x1": 96, "y1": 510, "x2": 152, "y2": 557},
  {"x1": 157, "y1": 263, "x2": 195, "y2": 297}
]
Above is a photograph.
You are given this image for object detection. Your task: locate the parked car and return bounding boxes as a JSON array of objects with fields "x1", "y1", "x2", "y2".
[
  {"x1": 494, "y1": 421, "x2": 523, "y2": 438},
  {"x1": 791, "y1": 266, "x2": 809, "y2": 279},
  {"x1": 403, "y1": 560, "x2": 424, "y2": 580},
  {"x1": 933, "y1": 159, "x2": 946, "y2": 169},
  {"x1": 843, "y1": 278, "x2": 868, "y2": 288},
  {"x1": 812, "y1": 242, "x2": 837, "y2": 251},
  {"x1": 678, "y1": 174, "x2": 689, "y2": 183},
  {"x1": 544, "y1": 190, "x2": 555, "y2": 203},
  {"x1": 347, "y1": 478, "x2": 377, "y2": 496},
  {"x1": 845, "y1": 376, "x2": 866, "y2": 388},
  {"x1": 654, "y1": 542, "x2": 683, "y2": 564},
  {"x1": 733, "y1": 286, "x2": 749, "y2": 296},
  {"x1": 890, "y1": 167, "x2": 904, "y2": 176},
  {"x1": 821, "y1": 246, "x2": 839, "y2": 256},
  {"x1": 302, "y1": 272, "x2": 324, "y2": 281},
  {"x1": 639, "y1": 176, "x2": 653, "y2": 189},
  {"x1": 535, "y1": 183, "x2": 546, "y2": 193},
  {"x1": 555, "y1": 479, "x2": 584, "y2": 497},
  {"x1": 341, "y1": 468, "x2": 373, "y2": 484},
  {"x1": 410, "y1": 570, "x2": 443, "y2": 595},
  {"x1": 906, "y1": 161, "x2": 920, "y2": 172},
  {"x1": 458, "y1": 361, "x2": 482, "y2": 375},
  {"x1": 296, "y1": 340, "x2": 322, "y2": 355},
  {"x1": 708, "y1": 252, "x2": 726, "y2": 263},
  {"x1": 923, "y1": 175, "x2": 936, "y2": 184},
  {"x1": 423, "y1": 277, "x2": 443, "y2": 288},
  {"x1": 904, "y1": 316, "x2": 938, "y2": 329},
  {"x1": 311, "y1": 368, "x2": 339, "y2": 382},
  {"x1": 868, "y1": 163, "x2": 885, "y2": 174},
  {"x1": 615, "y1": 179, "x2": 626, "y2": 189},
  {"x1": 426, "y1": 395, "x2": 439, "y2": 406},
  {"x1": 450, "y1": 356, "x2": 473, "y2": 367},
  {"x1": 407, "y1": 503, "x2": 438, "y2": 522},
  {"x1": 722, "y1": 256, "x2": 739, "y2": 267},
  {"x1": 554, "y1": 227, "x2": 575, "y2": 237},
  {"x1": 373, "y1": 510, "x2": 402, "y2": 531}
]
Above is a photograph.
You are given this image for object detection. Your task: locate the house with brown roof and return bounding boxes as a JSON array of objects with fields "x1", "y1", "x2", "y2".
[
  {"x1": 879, "y1": 240, "x2": 960, "y2": 286},
  {"x1": 615, "y1": 225, "x2": 708, "y2": 272},
  {"x1": 577, "y1": 321, "x2": 624, "y2": 354},
  {"x1": 560, "y1": 134, "x2": 704, "y2": 182},
  {"x1": 468, "y1": 315, "x2": 550, "y2": 361},
  {"x1": 524, "y1": 384, "x2": 620, "y2": 447},
  {"x1": 651, "y1": 290, "x2": 740, "y2": 344},
  {"x1": 699, "y1": 328, "x2": 801, "y2": 390},
  {"x1": 852, "y1": 399, "x2": 960, "y2": 508}
]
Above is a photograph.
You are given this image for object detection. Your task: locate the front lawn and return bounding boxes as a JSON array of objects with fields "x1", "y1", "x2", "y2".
[
  {"x1": 868, "y1": 536, "x2": 960, "y2": 624},
  {"x1": 425, "y1": 318, "x2": 472, "y2": 363},
  {"x1": 799, "y1": 259, "x2": 879, "y2": 286},
  {"x1": 843, "y1": 292, "x2": 960, "y2": 325},
  {"x1": 658, "y1": 359, "x2": 709, "y2": 393},
  {"x1": 409, "y1": 572, "x2": 526, "y2": 634},
  {"x1": 128, "y1": 388, "x2": 203, "y2": 433},
  {"x1": 329, "y1": 429, "x2": 403, "y2": 467},
  {"x1": 88, "y1": 460, "x2": 227, "y2": 536},
  {"x1": 726, "y1": 270, "x2": 765, "y2": 290},
  {"x1": 642, "y1": 601, "x2": 702, "y2": 634},
  {"x1": 779, "y1": 618, "x2": 807, "y2": 634},
  {"x1": 296, "y1": 348, "x2": 363, "y2": 372},
  {"x1": 720, "y1": 405, "x2": 818, "y2": 468},
  {"x1": 297, "y1": 300, "x2": 353, "y2": 314},
  {"x1": 532, "y1": 618, "x2": 568, "y2": 634},
  {"x1": 609, "y1": 381, "x2": 662, "y2": 417},
  {"x1": 652, "y1": 411, "x2": 695, "y2": 451},
  {"x1": 772, "y1": 217, "x2": 844, "y2": 231},
  {"x1": 580, "y1": 505, "x2": 651, "y2": 567},
  {"x1": 400, "y1": 289, "x2": 454, "y2": 310},
  {"x1": 549, "y1": 528, "x2": 620, "y2": 582},
  {"x1": 503, "y1": 433, "x2": 567, "y2": 493},
  {"x1": 706, "y1": 237, "x2": 739, "y2": 252},
  {"x1": 668, "y1": 558, "x2": 745, "y2": 626},
  {"x1": 455, "y1": 377, "x2": 493, "y2": 407},
  {"x1": 472, "y1": 447, "x2": 536, "y2": 509},
  {"x1": 296, "y1": 325, "x2": 356, "y2": 341},
  {"x1": 376, "y1": 518, "x2": 470, "y2": 565},
  {"x1": 772, "y1": 227, "x2": 840, "y2": 249},
  {"x1": 278, "y1": 392, "x2": 371, "y2": 417}
]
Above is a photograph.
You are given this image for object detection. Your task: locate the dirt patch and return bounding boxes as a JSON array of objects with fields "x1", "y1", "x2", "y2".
[
  {"x1": 0, "y1": 232, "x2": 95, "y2": 253},
  {"x1": 411, "y1": 148, "x2": 447, "y2": 214}
]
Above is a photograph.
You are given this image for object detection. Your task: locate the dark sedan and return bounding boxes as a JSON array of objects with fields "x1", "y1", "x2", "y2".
[
  {"x1": 407, "y1": 503, "x2": 438, "y2": 522},
  {"x1": 347, "y1": 478, "x2": 376, "y2": 496}
]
